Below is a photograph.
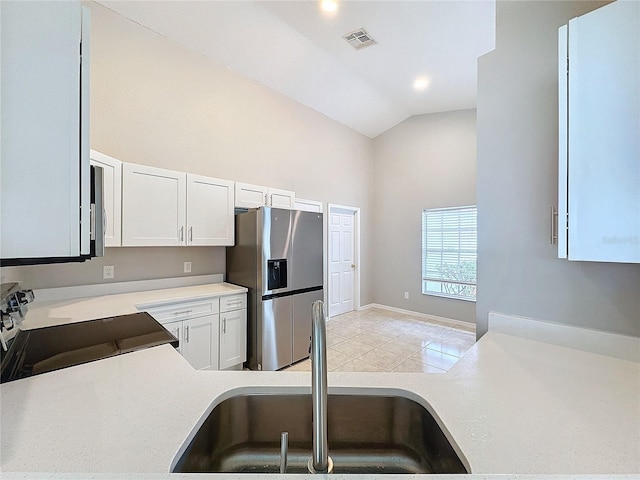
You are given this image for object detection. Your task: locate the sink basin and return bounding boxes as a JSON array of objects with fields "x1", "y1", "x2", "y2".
[{"x1": 172, "y1": 392, "x2": 468, "y2": 474}]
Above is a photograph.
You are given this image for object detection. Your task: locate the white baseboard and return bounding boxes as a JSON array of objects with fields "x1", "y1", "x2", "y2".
[
  {"x1": 34, "y1": 274, "x2": 224, "y2": 302},
  {"x1": 488, "y1": 311, "x2": 640, "y2": 363},
  {"x1": 359, "y1": 303, "x2": 475, "y2": 331}
]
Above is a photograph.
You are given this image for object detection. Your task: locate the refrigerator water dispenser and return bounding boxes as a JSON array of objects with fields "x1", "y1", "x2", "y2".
[{"x1": 267, "y1": 259, "x2": 287, "y2": 290}]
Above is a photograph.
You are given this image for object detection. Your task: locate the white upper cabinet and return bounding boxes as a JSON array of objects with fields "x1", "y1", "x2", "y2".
[
  {"x1": 558, "y1": 1, "x2": 640, "y2": 263},
  {"x1": 0, "y1": 1, "x2": 91, "y2": 261},
  {"x1": 122, "y1": 163, "x2": 234, "y2": 247},
  {"x1": 122, "y1": 163, "x2": 186, "y2": 247},
  {"x1": 294, "y1": 198, "x2": 323, "y2": 213},
  {"x1": 235, "y1": 182, "x2": 295, "y2": 209},
  {"x1": 186, "y1": 174, "x2": 234, "y2": 246},
  {"x1": 235, "y1": 182, "x2": 268, "y2": 209},
  {"x1": 268, "y1": 187, "x2": 296, "y2": 209},
  {"x1": 90, "y1": 150, "x2": 122, "y2": 247}
]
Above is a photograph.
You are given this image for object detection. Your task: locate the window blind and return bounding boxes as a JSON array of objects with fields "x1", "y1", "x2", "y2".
[{"x1": 421, "y1": 206, "x2": 477, "y2": 301}]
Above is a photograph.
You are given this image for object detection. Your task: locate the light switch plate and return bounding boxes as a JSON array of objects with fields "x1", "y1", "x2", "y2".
[{"x1": 184, "y1": 262, "x2": 192, "y2": 273}]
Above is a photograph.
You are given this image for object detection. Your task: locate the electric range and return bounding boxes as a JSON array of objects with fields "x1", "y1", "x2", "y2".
[{"x1": 0, "y1": 312, "x2": 178, "y2": 383}]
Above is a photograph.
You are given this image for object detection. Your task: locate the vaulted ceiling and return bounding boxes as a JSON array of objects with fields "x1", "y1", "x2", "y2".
[{"x1": 96, "y1": 1, "x2": 496, "y2": 138}]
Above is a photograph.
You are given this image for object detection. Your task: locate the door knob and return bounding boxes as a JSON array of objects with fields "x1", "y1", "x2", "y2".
[{"x1": 351, "y1": 264, "x2": 355, "y2": 268}]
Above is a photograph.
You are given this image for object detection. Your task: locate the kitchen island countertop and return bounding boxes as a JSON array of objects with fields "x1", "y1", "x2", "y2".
[{"x1": 1, "y1": 315, "x2": 638, "y2": 478}]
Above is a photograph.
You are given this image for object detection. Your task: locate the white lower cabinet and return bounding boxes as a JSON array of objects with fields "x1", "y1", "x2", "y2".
[
  {"x1": 219, "y1": 294, "x2": 247, "y2": 370},
  {"x1": 143, "y1": 293, "x2": 246, "y2": 371},
  {"x1": 164, "y1": 315, "x2": 219, "y2": 370},
  {"x1": 182, "y1": 315, "x2": 220, "y2": 370}
]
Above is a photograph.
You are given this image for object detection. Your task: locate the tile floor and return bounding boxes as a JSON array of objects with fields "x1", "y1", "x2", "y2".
[{"x1": 284, "y1": 307, "x2": 476, "y2": 373}]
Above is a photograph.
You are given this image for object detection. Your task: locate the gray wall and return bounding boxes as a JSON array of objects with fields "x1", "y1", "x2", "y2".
[
  {"x1": 372, "y1": 110, "x2": 477, "y2": 324},
  {"x1": 476, "y1": 0, "x2": 640, "y2": 338},
  {"x1": 1, "y1": 248, "x2": 225, "y2": 289},
  {"x1": 2, "y1": 1, "x2": 374, "y2": 304}
]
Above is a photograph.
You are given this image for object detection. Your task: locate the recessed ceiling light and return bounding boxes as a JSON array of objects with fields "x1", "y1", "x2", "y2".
[
  {"x1": 413, "y1": 76, "x2": 430, "y2": 91},
  {"x1": 320, "y1": 0, "x2": 338, "y2": 13}
]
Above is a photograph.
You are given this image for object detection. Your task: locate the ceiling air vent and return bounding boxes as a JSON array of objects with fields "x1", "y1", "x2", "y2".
[{"x1": 342, "y1": 28, "x2": 377, "y2": 50}]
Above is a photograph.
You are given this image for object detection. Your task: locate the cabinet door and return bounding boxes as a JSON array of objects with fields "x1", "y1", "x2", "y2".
[
  {"x1": 0, "y1": 2, "x2": 87, "y2": 260},
  {"x1": 121, "y1": 163, "x2": 186, "y2": 246},
  {"x1": 219, "y1": 309, "x2": 247, "y2": 370},
  {"x1": 268, "y1": 188, "x2": 295, "y2": 209},
  {"x1": 560, "y1": 1, "x2": 640, "y2": 262},
  {"x1": 294, "y1": 198, "x2": 323, "y2": 213},
  {"x1": 235, "y1": 182, "x2": 268, "y2": 209},
  {"x1": 90, "y1": 150, "x2": 122, "y2": 247},
  {"x1": 186, "y1": 174, "x2": 234, "y2": 246},
  {"x1": 182, "y1": 314, "x2": 220, "y2": 370}
]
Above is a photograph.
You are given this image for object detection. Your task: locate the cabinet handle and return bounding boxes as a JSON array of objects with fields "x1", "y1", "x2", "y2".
[
  {"x1": 189, "y1": 226, "x2": 193, "y2": 242},
  {"x1": 185, "y1": 325, "x2": 189, "y2": 343},
  {"x1": 175, "y1": 328, "x2": 180, "y2": 341},
  {"x1": 223, "y1": 317, "x2": 227, "y2": 334},
  {"x1": 551, "y1": 206, "x2": 558, "y2": 245},
  {"x1": 265, "y1": 193, "x2": 268, "y2": 205},
  {"x1": 180, "y1": 226, "x2": 184, "y2": 242},
  {"x1": 172, "y1": 309, "x2": 193, "y2": 316},
  {"x1": 90, "y1": 203, "x2": 96, "y2": 240}
]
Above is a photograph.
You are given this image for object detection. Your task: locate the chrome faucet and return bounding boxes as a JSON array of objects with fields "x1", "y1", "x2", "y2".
[{"x1": 308, "y1": 300, "x2": 333, "y2": 474}]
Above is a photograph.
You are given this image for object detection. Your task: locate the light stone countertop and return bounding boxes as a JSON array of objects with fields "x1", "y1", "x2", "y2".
[
  {"x1": 1, "y1": 283, "x2": 639, "y2": 478},
  {"x1": 18, "y1": 282, "x2": 247, "y2": 330},
  {"x1": 1, "y1": 321, "x2": 639, "y2": 478}
]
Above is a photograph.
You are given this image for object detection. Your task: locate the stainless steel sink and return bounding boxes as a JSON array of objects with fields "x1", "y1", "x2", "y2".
[{"x1": 172, "y1": 392, "x2": 468, "y2": 474}]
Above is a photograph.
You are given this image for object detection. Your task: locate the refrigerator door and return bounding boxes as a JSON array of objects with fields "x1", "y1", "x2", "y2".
[
  {"x1": 261, "y1": 296, "x2": 292, "y2": 370},
  {"x1": 291, "y1": 210, "x2": 324, "y2": 290},
  {"x1": 260, "y1": 207, "x2": 292, "y2": 296},
  {"x1": 292, "y1": 289, "x2": 324, "y2": 364}
]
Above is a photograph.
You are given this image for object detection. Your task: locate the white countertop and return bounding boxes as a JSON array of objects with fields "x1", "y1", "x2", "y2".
[
  {"x1": 1, "y1": 283, "x2": 638, "y2": 477},
  {"x1": 1, "y1": 323, "x2": 639, "y2": 478},
  {"x1": 18, "y1": 282, "x2": 247, "y2": 330}
]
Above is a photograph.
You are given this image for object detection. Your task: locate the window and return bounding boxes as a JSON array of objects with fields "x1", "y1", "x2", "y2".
[{"x1": 421, "y1": 206, "x2": 477, "y2": 301}]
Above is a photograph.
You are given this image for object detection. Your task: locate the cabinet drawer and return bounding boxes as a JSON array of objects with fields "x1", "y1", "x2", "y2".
[
  {"x1": 220, "y1": 294, "x2": 247, "y2": 313},
  {"x1": 145, "y1": 299, "x2": 219, "y2": 324}
]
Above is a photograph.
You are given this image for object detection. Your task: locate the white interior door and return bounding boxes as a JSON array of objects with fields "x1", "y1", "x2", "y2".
[{"x1": 328, "y1": 207, "x2": 356, "y2": 317}]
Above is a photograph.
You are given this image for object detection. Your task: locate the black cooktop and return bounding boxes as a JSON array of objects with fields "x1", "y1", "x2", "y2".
[{"x1": 0, "y1": 312, "x2": 178, "y2": 383}]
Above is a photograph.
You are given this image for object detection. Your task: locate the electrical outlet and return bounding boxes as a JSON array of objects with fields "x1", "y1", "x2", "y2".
[
  {"x1": 404, "y1": 291, "x2": 409, "y2": 299},
  {"x1": 184, "y1": 262, "x2": 192, "y2": 273},
  {"x1": 103, "y1": 265, "x2": 115, "y2": 279}
]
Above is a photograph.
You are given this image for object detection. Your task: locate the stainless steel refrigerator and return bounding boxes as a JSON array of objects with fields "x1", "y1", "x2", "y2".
[{"x1": 226, "y1": 207, "x2": 323, "y2": 371}]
